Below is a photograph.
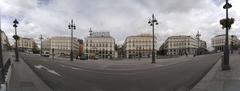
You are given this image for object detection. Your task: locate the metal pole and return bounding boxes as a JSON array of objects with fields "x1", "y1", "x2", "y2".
[
  {"x1": 13, "y1": 19, "x2": 19, "y2": 62},
  {"x1": 15, "y1": 27, "x2": 19, "y2": 62},
  {"x1": 223, "y1": 0, "x2": 230, "y2": 70},
  {"x1": 52, "y1": 48, "x2": 54, "y2": 61},
  {"x1": 70, "y1": 20, "x2": 73, "y2": 61},
  {"x1": 231, "y1": 35, "x2": 233, "y2": 54},
  {"x1": 197, "y1": 35, "x2": 199, "y2": 55},
  {"x1": 0, "y1": 16, "x2": 5, "y2": 83},
  {"x1": 152, "y1": 15, "x2": 156, "y2": 64},
  {"x1": 139, "y1": 47, "x2": 141, "y2": 60},
  {"x1": 196, "y1": 31, "x2": 201, "y2": 56},
  {"x1": 40, "y1": 34, "x2": 43, "y2": 56}
]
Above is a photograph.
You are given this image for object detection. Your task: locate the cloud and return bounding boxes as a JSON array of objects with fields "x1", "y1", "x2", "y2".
[{"x1": 0, "y1": 0, "x2": 239, "y2": 49}]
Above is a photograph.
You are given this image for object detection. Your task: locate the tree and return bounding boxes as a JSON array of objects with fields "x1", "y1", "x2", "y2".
[
  {"x1": 32, "y1": 42, "x2": 39, "y2": 54},
  {"x1": 114, "y1": 44, "x2": 123, "y2": 59}
]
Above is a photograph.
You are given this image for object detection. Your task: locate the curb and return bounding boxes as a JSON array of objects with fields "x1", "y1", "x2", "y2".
[
  {"x1": 0, "y1": 55, "x2": 13, "y2": 91},
  {"x1": 5, "y1": 57, "x2": 13, "y2": 91},
  {"x1": 190, "y1": 57, "x2": 222, "y2": 91}
]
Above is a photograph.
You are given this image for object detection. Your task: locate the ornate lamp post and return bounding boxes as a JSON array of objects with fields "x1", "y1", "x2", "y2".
[
  {"x1": 13, "y1": 19, "x2": 20, "y2": 62},
  {"x1": 40, "y1": 34, "x2": 43, "y2": 56},
  {"x1": 68, "y1": 19, "x2": 76, "y2": 61},
  {"x1": 196, "y1": 31, "x2": 201, "y2": 55},
  {"x1": 231, "y1": 35, "x2": 234, "y2": 54},
  {"x1": 148, "y1": 14, "x2": 158, "y2": 64},
  {"x1": 89, "y1": 28, "x2": 92, "y2": 59},
  {"x1": 220, "y1": 0, "x2": 234, "y2": 70},
  {"x1": 139, "y1": 46, "x2": 141, "y2": 60}
]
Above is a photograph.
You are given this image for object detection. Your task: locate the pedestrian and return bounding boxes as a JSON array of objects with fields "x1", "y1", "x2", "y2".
[
  {"x1": 185, "y1": 52, "x2": 188, "y2": 57},
  {"x1": 76, "y1": 56, "x2": 79, "y2": 60}
]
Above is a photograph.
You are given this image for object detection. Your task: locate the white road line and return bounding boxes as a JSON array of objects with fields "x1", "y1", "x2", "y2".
[
  {"x1": 59, "y1": 64, "x2": 81, "y2": 70},
  {"x1": 71, "y1": 67, "x2": 80, "y2": 70},
  {"x1": 34, "y1": 65, "x2": 44, "y2": 69},
  {"x1": 47, "y1": 70, "x2": 62, "y2": 77},
  {"x1": 34, "y1": 65, "x2": 62, "y2": 77},
  {"x1": 60, "y1": 64, "x2": 66, "y2": 67},
  {"x1": 57, "y1": 64, "x2": 146, "y2": 75}
]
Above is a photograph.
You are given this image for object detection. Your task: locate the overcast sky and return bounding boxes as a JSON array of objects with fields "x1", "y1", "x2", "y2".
[{"x1": 0, "y1": 0, "x2": 240, "y2": 49}]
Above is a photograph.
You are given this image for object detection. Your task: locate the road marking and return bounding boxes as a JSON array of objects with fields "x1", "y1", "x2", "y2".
[
  {"x1": 59, "y1": 64, "x2": 81, "y2": 70},
  {"x1": 35, "y1": 65, "x2": 44, "y2": 69},
  {"x1": 48, "y1": 70, "x2": 62, "y2": 77},
  {"x1": 60, "y1": 64, "x2": 66, "y2": 67},
  {"x1": 71, "y1": 67, "x2": 80, "y2": 70},
  {"x1": 34, "y1": 65, "x2": 62, "y2": 77},
  {"x1": 56, "y1": 64, "x2": 155, "y2": 75}
]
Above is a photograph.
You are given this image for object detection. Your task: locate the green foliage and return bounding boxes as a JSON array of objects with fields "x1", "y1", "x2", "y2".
[
  {"x1": 32, "y1": 48, "x2": 40, "y2": 54},
  {"x1": 231, "y1": 45, "x2": 239, "y2": 50},
  {"x1": 220, "y1": 18, "x2": 234, "y2": 29},
  {"x1": 32, "y1": 42, "x2": 39, "y2": 54}
]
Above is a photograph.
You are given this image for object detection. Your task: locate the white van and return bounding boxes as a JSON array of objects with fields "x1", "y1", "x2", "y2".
[{"x1": 42, "y1": 51, "x2": 50, "y2": 57}]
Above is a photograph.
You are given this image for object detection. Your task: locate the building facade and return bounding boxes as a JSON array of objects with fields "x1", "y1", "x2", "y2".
[
  {"x1": 212, "y1": 34, "x2": 239, "y2": 51},
  {"x1": 1, "y1": 31, "x2": 10, "y2": 50},
  {"x1": 161, "y1": 35, "x2": 207, "y2": 56},
  {"x1": 17, "y1": 37, "x2": 36, "y2": 52},
  {"x1": 123, "y1": 34, "x2": 157, "y2": 59},
  {"x1": 78, "y1": 39, "x2": 84, "y2": 56},
  {"x1": 42, "y1": 36, "x2": 79, "y2": 57},
  {"x1": 84, "y1": 31, "x2": 115, "y2": 59},
  {"x1": 200, "y1": 40, "x2": 207, "y2": 49}
]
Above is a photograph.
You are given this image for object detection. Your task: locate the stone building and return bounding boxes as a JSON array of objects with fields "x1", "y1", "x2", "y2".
[
  {"x1": 123, "y1": 34, "x2": 157, "y2": 58},
  {"x1": 212, "y1": 34, "x2": 239, "y2": 51},
  {"x1": 84, "y1": 30, "x2": 115, "y2": 59},
  {"x1": 160, "y1": 35, "x2": 207, "y2": 56},
  {"x1": 42, "y1": 36, "x2": 79, "y2": 57}
]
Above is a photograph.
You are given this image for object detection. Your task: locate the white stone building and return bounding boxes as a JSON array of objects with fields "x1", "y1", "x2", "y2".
[
  {"x1": 123, "y1": 34, "x2": 157, "y2": 58},
  {"x1": 212, "y1": 34, "x2": 239, "y2": 51},
  {"x1": 1, "y1": 31, "x2": 10, "y2": 50},
  {"x1": 84, "y1": 31, "x2": 115, "y2": 59},
  {"x1": 17, "y1": 37, "x2": 36, "y2": 52},
  {"x1": 161, "y1": 35, "x2": 207, "y2": 55},
  {"x1": 42, "y1": 36, "x2": 79, "y2": 57}
]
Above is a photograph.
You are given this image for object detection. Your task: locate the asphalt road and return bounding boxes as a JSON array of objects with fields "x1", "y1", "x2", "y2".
[{"x1": 20, "y1": 53, "x2": 221, "y2": 91}]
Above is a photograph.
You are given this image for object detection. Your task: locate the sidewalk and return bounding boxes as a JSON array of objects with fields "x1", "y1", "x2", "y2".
[
  {"x1": 8, "y1": 58, "x2": 52, "y2": 91},
  {"x1": 191, "y1": 54, "x2": 240, "y2": 91}
]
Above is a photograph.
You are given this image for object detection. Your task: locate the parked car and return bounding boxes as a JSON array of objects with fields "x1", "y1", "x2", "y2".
[{"x1": 80, "y1": 54, "x2": 88, "y2": 60}]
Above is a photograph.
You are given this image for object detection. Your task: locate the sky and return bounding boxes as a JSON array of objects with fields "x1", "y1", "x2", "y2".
[{"x1": 0, "y1": 0, "x2": 240, "y2": 50}]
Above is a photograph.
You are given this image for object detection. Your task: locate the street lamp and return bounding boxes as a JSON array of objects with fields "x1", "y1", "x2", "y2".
[
  {"x1": 13, "y1": 19, "x2": 20, "y2": 62},
  {"x1": 89, "y1": 28, "x2": 92, "y2": 59},
  {"x1": 68, "y1": 19, "x2": 76, "y2": 61},
  {"x1": 188, "y1": 38, "x2": 190, "y2": 55},
  {"x1": 139, "y1": 46, "x2": 141, "y2": 60},
  {"x1": 40, "y1": 34, "x2": 43, "y2": 56},
  {"x1": 220, "y1": 0, "x2": 234, "y2": 70},
  {"x1": 231, "y1": 35, "x2": 234, "y2": 54},
  {"x1": 196, "y1": 31, "x2": 201, "y2": 55},
  {"x1": 186, "y1": 39, "x2": 188, "y2": 56},
  {"x1": 148, "y1": 14, "x2": 158, "y2": 64}
]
